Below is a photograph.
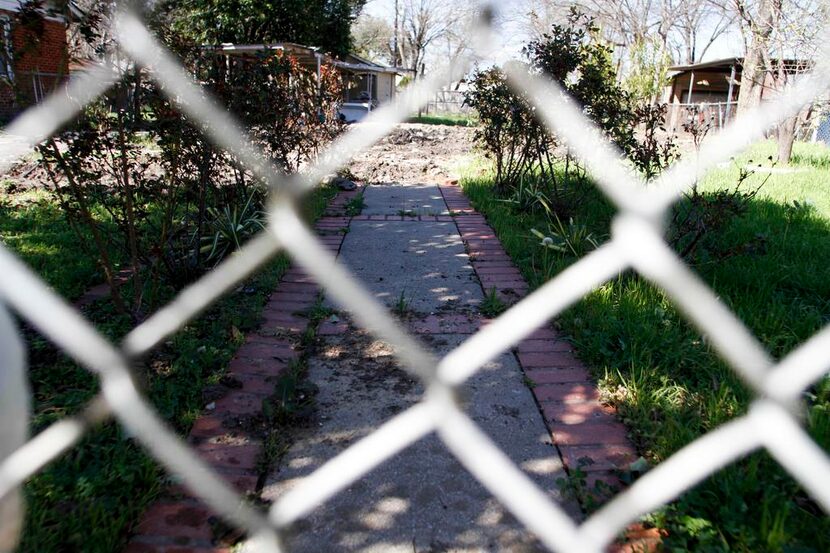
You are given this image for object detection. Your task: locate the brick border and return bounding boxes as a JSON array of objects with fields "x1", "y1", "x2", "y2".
[
  {"x1": 438, "y1": 182, "x2": 658, "y2": 550},
  {"x1": 351, "y1": 214, "x2": 455, "y2": 222},
  {"x1": 124, "y1": 186, "x2": 363, "y2": 553}
]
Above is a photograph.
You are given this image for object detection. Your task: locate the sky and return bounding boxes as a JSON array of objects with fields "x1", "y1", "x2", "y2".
[{"x1": 362, "y1": 0, "x2": 745, "y2": 67}]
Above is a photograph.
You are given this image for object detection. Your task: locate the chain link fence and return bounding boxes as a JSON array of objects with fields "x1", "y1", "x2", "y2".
[
  {"x1": 1, "y1": 5, "x2": 830, "y2": 552},
  {"x1": 423, "y1": 90, "x2": 473, "y2": 116}
]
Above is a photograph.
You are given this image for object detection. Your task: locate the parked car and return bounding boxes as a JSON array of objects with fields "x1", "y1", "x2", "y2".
[{"x1": 339, "y1": 101, "x2": 373, "y2": 123}]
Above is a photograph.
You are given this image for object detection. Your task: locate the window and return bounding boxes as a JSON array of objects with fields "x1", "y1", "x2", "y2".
[{"x1": 0, "y1": 15, "x2": 12, "y2": 81}]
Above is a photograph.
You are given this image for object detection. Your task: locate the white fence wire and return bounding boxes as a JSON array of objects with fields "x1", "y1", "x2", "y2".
[{"x1": 0, "y1": 4, "x2": 829, "y2": 552}]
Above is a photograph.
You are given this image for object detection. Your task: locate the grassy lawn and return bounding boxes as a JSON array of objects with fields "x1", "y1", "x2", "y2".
[
  {"x1": 0, "y1": 185, "x2": 114, "y2": 300},
  {"x1": 461, "y1": 140, "x2": 830, "y2": 551},
  {"x1": 1, "y1": 182, "x2": 337, "y2": 552},
  {"x1": 408, "y1": 113, "x2": 479, "y2": 127}
]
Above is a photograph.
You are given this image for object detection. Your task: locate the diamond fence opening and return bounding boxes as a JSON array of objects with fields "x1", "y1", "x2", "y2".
[{"x1": 1, "y1": 4, "x2": 829, "y2": 552}]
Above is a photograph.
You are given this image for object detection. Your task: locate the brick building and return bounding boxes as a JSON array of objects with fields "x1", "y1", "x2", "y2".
[{"x1": 0, "y1": 0, "x2": 83, "y2": 120}]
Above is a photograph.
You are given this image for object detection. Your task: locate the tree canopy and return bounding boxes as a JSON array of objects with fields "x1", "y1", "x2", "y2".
[{"x1": 159, "y1": 0, "x2": 366, "y2": 57}]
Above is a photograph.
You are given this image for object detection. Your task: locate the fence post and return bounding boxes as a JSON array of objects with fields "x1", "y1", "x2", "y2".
[{"x1": 0, "y1": 303, "x2": 28, "y2": 552}]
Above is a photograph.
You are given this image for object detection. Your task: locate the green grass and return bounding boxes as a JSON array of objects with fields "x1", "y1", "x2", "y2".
[
  {"x1": 700, "y1": 140, "x2": 830, "y2": 218},
  {"x1": 408, "y1": 113, "x2": 479, "y2": 127},
  {"x1": 2, "y1": 183, "x2": 337, "y2": 552},
  {"x1": 461, "y1": 140, "x2": 830, "y2": 551},
  {"x1": 0, "y1": 187, "x2": 118, "y2": 299},
  {"x1": 480, "y1": 286, "x2": 506, "y2": 318}
]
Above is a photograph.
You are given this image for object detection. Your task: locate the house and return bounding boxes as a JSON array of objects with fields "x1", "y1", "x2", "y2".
[
  {"x1": 0, "y1": 0, "x2": 83, "y2": 119},
  {"x1": 204, "y1": 43, "x2": 405, "y2": 123},
  {"x1": 664, "y1": 57, "x2": 809, "y2": 131}
]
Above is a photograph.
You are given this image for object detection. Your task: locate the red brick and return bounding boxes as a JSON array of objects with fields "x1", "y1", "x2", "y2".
[
  {"x1": 228, "y1": 357, "x2": 287, "y2": 376},
  {"x1": 550, "y1": 421, "x2": 630, "y2": 446},
  {"x1": 518, "y1": 351, "x2": 582, "y2": 368},
  {"x1": 243, "y1": 334, "x2": 298, "y2": 351},
  {"x1": 283, "y1": 266, "x2": 312, "y2": 274},
  {"x1": 196, "y1": 443, "x2": 261, "y2": 471},
  {"x1": 169, "y1": 546, "x2": 231, "y2": 553},
  {"x1": 236, "y1": 334, "x2": 299, "y2": 362},
  {"x1": 278, "y1": 270, "x2": 320, "y2": 282},
  {"x1": 133, "y1": 502, "x2": 213, "y2": 540},
  {"x1": 277, "y1": 283, "x2": 319, "y2": 294},
  {"x1": 525, "y1": 367, "x2": 590, "y2": 384},
  {"x1": 217, "y1": 472, "x2": 260, "y2": 495},
  {"x1": 166, "y1": 468, "x2": 259, "y2": 499},
  {"x1": 490, "y1": 281, "x2": 530, "y2": 297},
  {"x1": 318, "y1": 321, "x2": 349, "y2": 335},
  {"x1": 559, "y1": 444, "x2": 637, "y2": 472},
  {"x1": 263, "y1": 301, "x2": 310, "y2": 314},
  {"x1": 526, "y1": 327, "x2": 559, "y2": 340},
  {"x1": 517, "y1": 339, "x2": 571, "y2": 353},
  {"x1": 535, "y1": 383, "x2": 599, "y2": 403},
  {"x1": 475, "y1": 267, "x2": 521, "y2": 276},
  {"x1": 235, "y1": 342, "x2": 297, "y2": 360},
  {"x1": 479, "y1": 279, "x2": 528, "y2": 290},
  {"x1": 189, "y1": 415, "x2": 241, "y2": 440},
  {"x1": 268, "y1": 291, "x2": 318, "y2": 303},
  {"x1": 260, "y1": 317, "x2": 308, "y2": 334},
  {"x1": 465, "y1": 240, "x2": 504, "y2": 250},
  {"x1": 282, "y1": 268, "x2": 314, "y2": 277},
  {"x1": 468, "y1": 251, "x2": 511, "y2": 260},
  {"x1": 460, "y1": 233, "x2": 496, "y2": 240},
  {"x1": 231, "y1": 373, "x2": 277, "y2": 396},
  {"x1": 213, "y1": 392, "x2": 264, "y2": 416},
  {"x1": 541, "y1": 400, "x2": 616, "y2": 424},
  {"x1": 472, "y1": 261, "x2": 516, "y2": 269}
]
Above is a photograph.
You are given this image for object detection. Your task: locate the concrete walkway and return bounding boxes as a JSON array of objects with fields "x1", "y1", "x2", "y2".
[{"x1": 260, "y1": 183, "x2": 577, "y2": 552}]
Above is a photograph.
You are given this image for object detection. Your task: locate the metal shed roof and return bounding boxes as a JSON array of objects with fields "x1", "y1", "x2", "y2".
[{"x1": 202, "y1": 43, "x2": 403, "y2": 75}]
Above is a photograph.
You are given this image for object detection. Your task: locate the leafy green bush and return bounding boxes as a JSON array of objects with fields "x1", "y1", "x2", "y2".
[
  {"x1": 38, "y1": 43, "x2": 345, "y2": 315},
  {"x1": 463, "y1": 67, "x2": 550, "y2": 194},
  {"x1": 523, "y1": 9, "x2": 637, "y2": 158},
  {"x1": 465, "y1": 9, "x2": 678, "y2": 215}
]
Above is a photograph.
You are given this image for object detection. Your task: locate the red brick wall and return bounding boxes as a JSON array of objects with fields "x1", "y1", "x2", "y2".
[
  {"x1": 12, "y1": 16, "x2": 68, "y2": 74},
  {"x1": 0, "y1": 9, "x2": 69, "y2": 120}
]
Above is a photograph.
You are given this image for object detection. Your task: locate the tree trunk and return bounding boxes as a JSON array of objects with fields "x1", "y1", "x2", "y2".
[
  {"x1": 776, "y1": 115, "x2": 797, "y2": 164},
  {"x1": 737, "y1": 0, "x2": 781, "y2": 114}
]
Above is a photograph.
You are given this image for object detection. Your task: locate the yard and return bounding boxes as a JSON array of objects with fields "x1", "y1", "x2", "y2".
[
  {"x1": 1, "y1": 0, "x2": 829, "y2": 550},
  {"x1": 461, "y1": 139, "x2": 830, "y2": 551}
]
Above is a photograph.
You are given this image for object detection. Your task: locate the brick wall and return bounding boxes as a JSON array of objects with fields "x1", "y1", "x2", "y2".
[{"x1": 0, "y1": 9, "x2": 69, "y2": 120}]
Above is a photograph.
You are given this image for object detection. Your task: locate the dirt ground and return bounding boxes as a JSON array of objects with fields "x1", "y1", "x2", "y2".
[
  {"x1": 348, "y1": 123, "x2": 476, "y2": 184},
  {"x1": 2, "y1": 122, "x2": 476, "y2": 193}
]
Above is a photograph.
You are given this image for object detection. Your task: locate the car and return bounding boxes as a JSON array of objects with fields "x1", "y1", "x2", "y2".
[{"x1": 339, "y1": 101, "x2": 373, "y2": 123}]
